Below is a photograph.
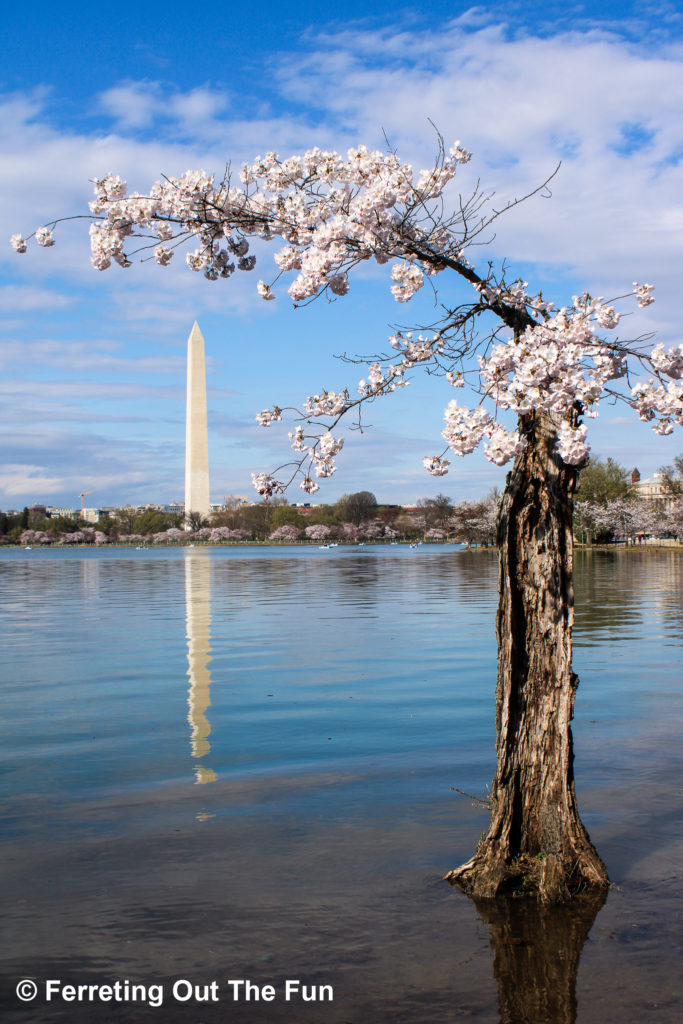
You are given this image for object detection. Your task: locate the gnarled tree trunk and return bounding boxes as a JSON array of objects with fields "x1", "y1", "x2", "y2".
[{"x1": 446, "y1": 410, "x2": 608, "y2": 900}]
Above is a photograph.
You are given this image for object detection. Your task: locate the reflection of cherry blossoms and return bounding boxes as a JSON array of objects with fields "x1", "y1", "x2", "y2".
[{"x1": 11, "y1": 140, "x2": 679, "y2": 495}]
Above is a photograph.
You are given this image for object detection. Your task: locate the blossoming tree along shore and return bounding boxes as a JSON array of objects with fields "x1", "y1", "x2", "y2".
[{"x1": 13, "y1": 139, "x2": 682, "y2": 900}]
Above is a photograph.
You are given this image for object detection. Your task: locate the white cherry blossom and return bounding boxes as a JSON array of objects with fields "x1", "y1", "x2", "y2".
[
  {"x1": 423, "y1": 456, "x2": 451, "y2": 476},
  {"x1": 11, "y1": 139, "x2": 678, "y2": 496},
  {"x1": 255, "y1": 406, "x2": 282, "y2": 427},
  {"x1": 35, "y1": 227, "x2": 55, "y2": 247}
]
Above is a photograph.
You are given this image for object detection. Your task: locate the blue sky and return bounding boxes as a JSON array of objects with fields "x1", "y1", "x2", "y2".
[{"x1": 2, "y1": 0, "x2": 683, "y2": 509}]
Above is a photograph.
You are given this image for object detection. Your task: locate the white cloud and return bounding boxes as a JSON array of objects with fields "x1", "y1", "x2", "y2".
[
  {"x1": 98, "y1": 81, "x2": 163, "y2": 129},
  {"x1": 0, "y1": 285, "x2": 72, "y2": 312},
  {"x1": 0, "y1": 378, "x2": 182, "y2": 402},
  {"x1": 98, "y1": 81, "x2": 232, "y2": 136},
  {"x1": 0, "y1": 463, "x2": 65, "y2": 498},
  {"x1": 0, "y1": 337, "x2": 184, "y2": 374}
]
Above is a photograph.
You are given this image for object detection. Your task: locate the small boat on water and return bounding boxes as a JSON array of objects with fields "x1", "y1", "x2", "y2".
[{"x1": 319, "y1": 543, "x2": 330, "y2": 549}]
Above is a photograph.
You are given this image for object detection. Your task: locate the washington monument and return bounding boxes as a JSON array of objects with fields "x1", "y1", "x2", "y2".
[{"x1": 185, "y1": 322, "x2": 210, "y2": 524}]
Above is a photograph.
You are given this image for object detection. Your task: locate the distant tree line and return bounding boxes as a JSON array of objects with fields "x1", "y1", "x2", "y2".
[
  {"x1": 574, "y1": 455, "x2": 683, "y2": 544},
  {"x1": 3, "y1": 462, "x2": 682, "y2": 547},
  {"x1": 1, "y1": 491, "x2": 500, "y2": 546}
]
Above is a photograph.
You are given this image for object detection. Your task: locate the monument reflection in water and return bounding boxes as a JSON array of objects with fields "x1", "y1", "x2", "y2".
[
  {"x1": 185, "y1": 549, "x2": 217, "y2": 784},
  {"x1": 181, "y1": 547, "x2": 603, "y2": 1023}
]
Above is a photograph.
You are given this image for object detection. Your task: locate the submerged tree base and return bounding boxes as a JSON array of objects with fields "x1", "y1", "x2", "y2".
[{"x1": 445, "y1": 840, "x2": 609, "y2": 901}]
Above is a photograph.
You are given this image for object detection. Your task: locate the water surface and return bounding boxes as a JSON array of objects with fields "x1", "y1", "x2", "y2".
[{"x1": 0, "y1": 545, "x2": 680, "y2": 1022}]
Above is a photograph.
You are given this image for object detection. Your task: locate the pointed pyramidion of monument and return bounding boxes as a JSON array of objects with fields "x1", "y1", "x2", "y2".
[{"x1": 185, "y1": 322, "x2": 210, "y2": 524}]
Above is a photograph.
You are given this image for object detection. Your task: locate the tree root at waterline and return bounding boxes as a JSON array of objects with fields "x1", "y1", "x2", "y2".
[
  {"x1": 445, "y1": 849, "x2": 608, "y2": 901},
  {"x1": 445, "y1": 829, "x2": 609, "y2": 901}
]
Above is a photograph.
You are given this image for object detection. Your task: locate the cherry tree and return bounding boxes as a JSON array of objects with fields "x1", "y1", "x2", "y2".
[
  {"x1": 338, "y1": 522, "x2": 360, "y2": 543},
  {"x1": 360, "y1": 521, "x2": 386, "y2": 540},
  {"x1": 586, "y1": 498, "x2": 667, "y2": 542},
  {"x1": 226, "y1": 528, "x2": 250, "y2": 542},
  {"x1": 165, "y1": 527, "x2": 186, "y2": 542},
  {"x1": 304, "y1": 524, "x2": 332, "y2": 542},
  {"x1": 209, "y1": 526, "x2": 237, "y2": 542},
  {"x1": 423, "y1": 528, "x2": 446, "y2": 542},
  {"x1": 269, "y1": 524, "x2": 302, "y2": 542},
  {"x1": 61, "y1": 531, "x2": 86, "y2": 545},
  {"x1": 450, "y1": 498, "x2": 499, "y2": 547},
  {"x1": 667, "y1": 499, "x2": 683, "y2": 539},
  {"x1": 13, "y1": 138, "x2": 683, "y2": 900}
]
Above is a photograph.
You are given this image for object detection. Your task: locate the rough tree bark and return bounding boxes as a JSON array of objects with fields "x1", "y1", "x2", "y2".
[{"x1": 446, "y1": 410, "x2": 609, "y2": 900}]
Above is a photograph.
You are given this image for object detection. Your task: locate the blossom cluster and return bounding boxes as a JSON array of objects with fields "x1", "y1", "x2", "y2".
[
  {"x1": 357, "y1": 363, "x2": 408, "y2": 398},
  {"x1": 423, "y1": 288, "x2": 675, "y2": 472},
  {"x1": 291, "y1": 424, "x2": 345, "y2": 490},
  {"x1": 650, "y1": 343, "x2": 683, "y2": 380},
  {"x1": 423, "y1": 455, "x2": 451, "y2": 476},
  {"x1": 12, "y1": 143, "x2": 472, "y2": 307},
  {"x1": 257, "y1": 406, "x2": 346, "y2": 493},
  {"x1": 634, "y1": 282, "x2": 654, "y2": 307},
  {"x1": 631, "y1": 379, "x2": 683, "y2": 435},
  {"x1": 12, "y1": 227, "x2": 54, "y2": 252},
  {"x1": 433, "y1": 401, "x2": 526, "y2": 470},
  {"x1": 632, "y1": 341, "x2": 683, "y2": 436},
  {"x1": 255, "y1": 406, "x2": 282, "y2": 427},
  {"x1": 303, "y1": 389, "x2": 350, "y2": 417},
  {"x1": 479, "y1": 299, "x2": 625, "y2": 422},
  {"x1": 389, "y1": 331, "x2": 443, "y2": 366},
  {"x1": 251, "y1": 472, "x2": 283, "y2": 498}
]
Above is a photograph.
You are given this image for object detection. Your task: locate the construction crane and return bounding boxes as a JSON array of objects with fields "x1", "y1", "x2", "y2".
[{"x1": 79, "y1": 490, "x2": 94, "y2": 515}]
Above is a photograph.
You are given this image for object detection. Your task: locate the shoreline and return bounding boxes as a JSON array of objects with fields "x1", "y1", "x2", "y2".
[{"x1": 2, "y1": 539, "x2": 680, "y2": 551}]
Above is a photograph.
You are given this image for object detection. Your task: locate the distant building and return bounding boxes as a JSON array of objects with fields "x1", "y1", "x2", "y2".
[{"x1": 632, "y1": 469, "x2": 679, "y2": 511}]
